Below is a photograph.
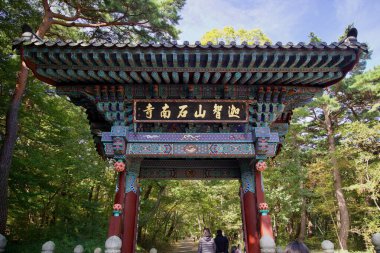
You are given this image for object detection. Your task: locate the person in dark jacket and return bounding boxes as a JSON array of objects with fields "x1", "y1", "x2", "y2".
[
  {"x1": 284, "y1": 241, "x2": 310, "y2": 253},
  {"x1": 198, "y1": 228, "x2": 216, "y2": 253},
  {"x1": 214, "y1": 229, "x2": 229, "y2": 253}
]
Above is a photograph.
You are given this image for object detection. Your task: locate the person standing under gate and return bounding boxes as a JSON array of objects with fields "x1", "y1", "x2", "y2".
[
  {"x1": 284, "y1": 241, "x2": 310, "y2": 253},
  {"x1": 198, "y1": 228, "x2": 216, "y2": 253},
  {"x1": 235, "y1": 244, "x2": 242, "y2": 253},
  {"x1": 215, "y1": 229, "x2": 229, "y2": 253}
]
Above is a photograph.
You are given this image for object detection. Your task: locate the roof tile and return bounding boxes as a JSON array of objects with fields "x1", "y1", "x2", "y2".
[{"x1": 12, "y1": 37, "x2": 368, "y2": 51}]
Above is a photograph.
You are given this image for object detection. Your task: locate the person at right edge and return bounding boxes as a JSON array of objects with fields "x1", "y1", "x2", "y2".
[{"x1": 215, "y1": 229, "x2": 229, "y2": 253}]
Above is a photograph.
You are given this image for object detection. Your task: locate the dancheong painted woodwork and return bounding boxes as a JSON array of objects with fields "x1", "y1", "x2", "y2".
[
  {"x1": 13, "y1": 28, "x2": 366, "y2": 253},
  {"x1": 13, "y1": 33, "x2": 366, "y2": 159}
]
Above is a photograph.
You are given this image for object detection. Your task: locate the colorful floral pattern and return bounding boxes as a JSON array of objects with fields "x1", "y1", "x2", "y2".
[
  {"x1": 256, "y1": 160, "x2": 267, "y2": 172},
  {"x1": 114, "y1": 161, "x2": 126, "y2": 172}
]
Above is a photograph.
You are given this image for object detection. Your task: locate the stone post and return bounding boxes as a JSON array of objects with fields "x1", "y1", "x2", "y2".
[
  {"x1": 41, "y1": 241, "x2": 55, "y2": 253},
  {"x1": 74, "y1": 245, "x2": 84, "y2": 253},
  {"x1": 260, "y1": 235, "x2": 276, "y2": 253},
  {"x1": 105, "y1": 236, "x2": 122, "y2": 253},
  {"x1": 149, "y1": 248, "x2": 158, "y2": 253},
  {"x1": 0, "y1": 234, "x2": 7, "y2": 253},
  {"x1": 321, "y1": 240, "x2": 334, "y2": 253},
  {"x1": 372, "y1": 233, "x2": 380, "y2": 253},
  {"x1": 94, "y1": 247, "x2": 102, "y2": 253}
]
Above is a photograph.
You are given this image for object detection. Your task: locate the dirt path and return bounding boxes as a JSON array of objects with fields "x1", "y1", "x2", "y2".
[{"x1": 167, "y1": 238, "x2": 198, "y2": 253}]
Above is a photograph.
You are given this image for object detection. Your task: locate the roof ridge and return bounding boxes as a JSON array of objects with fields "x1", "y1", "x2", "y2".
[{"x1": 12, "y1": 36, "x2": 368, "y2": 51}]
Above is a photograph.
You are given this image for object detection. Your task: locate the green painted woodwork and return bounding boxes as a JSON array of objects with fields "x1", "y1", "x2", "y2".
[
  {"x1": 13, "y1": 37, "x2": 366, "y2": 158},
  {"x1": 18, "y1": 43, "x2": 361, "y2": 87}
]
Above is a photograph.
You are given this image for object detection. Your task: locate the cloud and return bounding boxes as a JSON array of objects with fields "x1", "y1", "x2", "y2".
[
  {"x1": 236, "y1": 0, "x2": 313, "y2": 41},
  {"x1": 178, "y1": 0, "x2": 380, "y2": 69},
  {"x1": 178, "y1": 0, "x2": 241, "y2": 42},
  {"x1": 178, "y1": 0, "x2": 312, "y2": 43},
  {"x1": 334, "y1": 0, "x2": 365, "y2": 21},
  {"x1": 333, "y1": 0, "x2": 380, "y2": 68}
]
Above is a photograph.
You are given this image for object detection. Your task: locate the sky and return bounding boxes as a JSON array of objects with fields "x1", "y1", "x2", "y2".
[{"x1": 177, "y1": 0, "x2": 380, "y2": 69}]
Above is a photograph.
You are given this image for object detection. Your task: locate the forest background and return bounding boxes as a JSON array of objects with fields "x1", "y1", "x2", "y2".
[{"x1": 0, "y1": 1, "x2": 379, "y2": 252}]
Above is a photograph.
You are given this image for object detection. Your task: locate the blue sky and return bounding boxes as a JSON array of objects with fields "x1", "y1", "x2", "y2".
[{"x1": 177, "y1": 0, "x2": 379, "y2": 69}]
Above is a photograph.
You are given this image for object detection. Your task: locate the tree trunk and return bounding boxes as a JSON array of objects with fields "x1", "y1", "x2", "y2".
[
  {"x1": 88, "y1": 186, "x2": 94, "y2": 201},
  {"x1": 137, "y1": 223, "x2": 143, "y2": 244},
  {"x1": 0, "y1": 61, "x2": 29, "y2": 233},
  {"x1": 166, "y1": 214, "x2": 176, "y2": 238},
  {"x1": 142, "y1": 184, "x2": 153, "y2": 201},
  {"x1": 0, "y1": 10, "x2": 52, "y2": 233},
  {"x1": 298, "y1": 194, "x2": 307, "y2": 241},
  {"x1": 94, "y1": 184, "x2": 100, "y2": 202},
  {"x1": 153, "y1": 185, "x2": 166, "y2": 210},
  {"x1": 323, "y1": 106, "x2": 350, "y2": 250},
  {"x1": 197, "y1": 215, "x2": 202, "y2": 235}
]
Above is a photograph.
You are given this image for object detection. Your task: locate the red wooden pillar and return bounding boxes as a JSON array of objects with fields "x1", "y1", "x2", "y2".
[
  {"x1": 121, "y1": 159, "x2": 141, "y2": 253},
  {"x1": 240, "y1": 160, "x2": 260, "y2": 253},
  {"x1": 240, "y1": 187, "x2": 248, "y2": 251},
  {"x1": 108, "y1": 161, "x2": 127, "y2": 237},
  {"x1": 255, "y1": 161, "x2": 274, "y2": 239}
]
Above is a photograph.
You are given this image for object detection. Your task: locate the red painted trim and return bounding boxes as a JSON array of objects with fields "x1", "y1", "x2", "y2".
[
  {"x1": 259, "y1": 216, "x2": 274, "y2": 238},
  {"x1": 108, "y1": 216, "x2": 122, "y2": 237},
  {"x1": 114, "y1": 172, "x2": 126, "y2": 204},
  {"x1": 132, "y1": 187, "x2": 140, "y2": 253},
  {"x1": 243, "y1": 191, "x2": 260, "y2": 253},
  {"x1": 240, "y1": 188, "x2": 249, "y2": 252},
  {"x1": 322, "y1": 49, "x2": 362, "y2": 88},
  {"x1": 255, "y1": 170, "x2": 274, "y2": 239},
  {"x1": 21, "y1": 49, "x2": 58, "y2": 86},
  {"x1": 108, "y1": 172, "x2": 127, "y2": 237},
  {"x1": 255, "y1": 171, "x2": 265, "y2": 204},
  {"x1": 122, "y1": 192, "x2": 138, "y2": 253}
]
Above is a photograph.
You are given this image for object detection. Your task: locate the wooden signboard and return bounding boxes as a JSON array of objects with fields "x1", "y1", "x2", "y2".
[{"x1": 134, "y1": 99, "x2": 249, "y2": 123}]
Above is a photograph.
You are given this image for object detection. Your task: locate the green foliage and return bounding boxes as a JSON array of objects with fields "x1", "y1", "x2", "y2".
[
  {"x1": 308, "y1": 32, "x2": 322, "y2": 43},
  {"x1": 0, "y1": 0, "x2": 40, "y2": 116},
  {"x1": 201, "y1": 26, "x2": 271, "y2": 45},
  {"x1": 138, "y1": 180, "x2": 243, "y2": 250},
  {"x1": 4, "y1": 80, "x2": 112, "y2": 252},
  {"x1": 267, "y1": 66, "x2": 380, "y2": 250},
  {"x1": 0, "y1": 0, "x2": 42, "y2": 39},
  {"x1": 48, "y1": 0, "x2": 185, "y2": 42},
  {"x1": 1, "y1": 6, "x2": 379, "y2": 252},
  {"x1": 0, "y1": 0, "x2": 184, "y2": 251},
  {"x1": 265, "y1": 122, "x2": 313, "y2": 244}
]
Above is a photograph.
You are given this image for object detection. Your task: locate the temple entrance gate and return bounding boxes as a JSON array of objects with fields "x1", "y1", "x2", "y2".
[
  {"x1": 13, "y1": 29, "x2": 365, "y2": 253},
  {"x1": 102, "y1": 126, "x2": 279, "y2": 252}
]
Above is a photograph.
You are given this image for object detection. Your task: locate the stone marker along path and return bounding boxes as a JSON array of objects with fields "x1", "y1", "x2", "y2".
[{"x1": 167, "y1": 238, "x2": 198, "y2": 253}]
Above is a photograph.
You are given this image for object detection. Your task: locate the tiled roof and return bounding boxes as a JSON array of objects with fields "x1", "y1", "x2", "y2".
[
  {"x1": 12, "y1": 31, "x2": 368, "y2": 158},
  {"x1": 13, "y1": 35, "x2": 368, "y2": 51},
  {"x1": 12, "y1": 30, "x2": 367, "y2": 89}
]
